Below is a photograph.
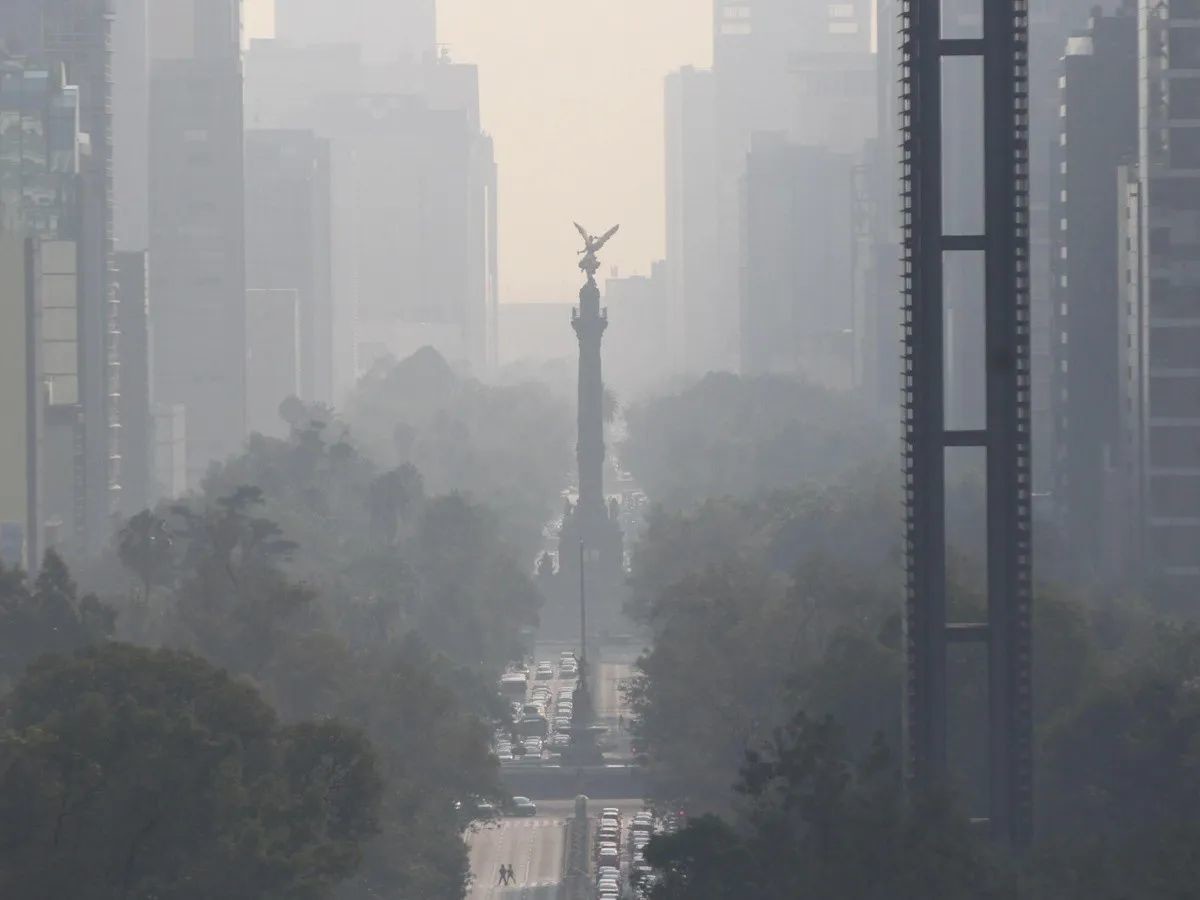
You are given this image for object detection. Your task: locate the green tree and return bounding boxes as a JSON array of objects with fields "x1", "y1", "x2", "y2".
[
  {"x1": 622, "y1": 372, "x2": 885, "y2": 510},
  {"x1": 0, "y1": 643, "x2": 381, "y2": 900},
  {"x1": 646, "y1": 713, "x2": 1009, "y2": 900},
  {"x1": 0, "y1": 551, "x2": 114, "y2": 682}
]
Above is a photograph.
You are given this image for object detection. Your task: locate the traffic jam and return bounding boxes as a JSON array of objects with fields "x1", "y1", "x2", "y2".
[{"x1": 496, "y1": 650, "x2": 580, "y2": 764}]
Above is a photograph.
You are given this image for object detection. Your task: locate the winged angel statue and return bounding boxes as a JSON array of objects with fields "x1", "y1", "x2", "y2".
[{"x1": 574, "y1": 222, "x2": 620, "y2": 281}]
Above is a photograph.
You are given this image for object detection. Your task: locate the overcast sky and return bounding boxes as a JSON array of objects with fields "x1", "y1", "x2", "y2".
[{"x1": 245, "y1": 0, "x2": 712, "y2": 303}]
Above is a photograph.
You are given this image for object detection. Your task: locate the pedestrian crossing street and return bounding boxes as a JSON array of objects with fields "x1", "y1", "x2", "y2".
[{"x1": 468, "y1": 807, "x2": 569, "y2": 900}]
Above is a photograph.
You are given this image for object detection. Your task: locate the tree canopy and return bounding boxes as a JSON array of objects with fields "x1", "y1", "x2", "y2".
[
  {"x1": 621, "y1": 372, "x2": 886, "y2": 510},
  {"x1": 0, "y1": 643, "x2": 381, "y2": 900},
  {"x1": 346, "y1": 347, "x2": 573, "y2": 556}
]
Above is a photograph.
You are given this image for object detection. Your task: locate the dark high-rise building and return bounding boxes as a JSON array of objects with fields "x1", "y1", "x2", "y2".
[
  {"x1": 1051, "y1": 7, "x2": 1139, "y2": 578},
  {"x1": 1118, "y1": 0, "x2": 1200, "y2": 602},
  {"x1": 275, "y1": 0, "x2": 435, "y2": 64},
  {"x1": 149, "y1": 0, "x2": 246, "y2": 486},
  {"x1": 664, "y1": 66, "x2": 719, "y2": 376},
  {"x1": 739, "y1": 132, "x2": 854, "y2": 387},
  {"x1": 2, "y1": 0, "x2": 120, "y2": 554},
  {"x1": 245, "y1": 129, "x2": 333, "y2": 405},
  {"x1": 115, "y1": 250, "x2": 151, "y2": 515}
]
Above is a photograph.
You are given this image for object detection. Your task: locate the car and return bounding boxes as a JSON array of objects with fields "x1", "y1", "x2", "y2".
[
  {"x1": 601, "y1": 807, "x2": 620, "y2": 817},
  {"x1": 597, "y1": 879, "x2": 619, "y2": 894},
  {"x1": 510, "y1": 796, "x2": 537, "y2": 817}
]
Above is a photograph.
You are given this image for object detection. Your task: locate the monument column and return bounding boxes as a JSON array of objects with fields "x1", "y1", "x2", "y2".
[{"x1": 572, "y1": 268, "x2": 607, "y2": 519}]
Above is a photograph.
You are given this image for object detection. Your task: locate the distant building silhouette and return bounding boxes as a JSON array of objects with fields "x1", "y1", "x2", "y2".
[
  {"x1": 245, "y1": 130, "x2": 334, "y2": 405},
  {"x1": 274, "y1": 0, "x2": 435, "y2": 65},
  {"x1": 664, "y1": 67, "x2": 719, "y2": 376},
  {"x1": 244, "y1": 42, "x2": 498, "y2": 383},
  {"x1": 739, "y1": 133, "x2": 854, "y2": 388},
  {"x1": 245, "y1": 289, "x2": 301, "y2": 440},
  {"x1": 1051, "y1": 8, "x2": 1138, "y2": 580},
  {"x1": 149, "y1": 0, "x2": 246, "y2": 488}
]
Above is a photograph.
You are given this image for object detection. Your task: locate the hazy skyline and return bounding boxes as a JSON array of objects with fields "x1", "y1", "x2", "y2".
[{"x1": 245, "y1": 0, "x2": 711, "y2": 303}]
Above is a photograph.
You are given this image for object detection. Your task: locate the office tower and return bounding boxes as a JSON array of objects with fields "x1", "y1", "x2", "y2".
[
  {"x1": 113, "y1": 0, "x2": 149, "y2": 251},
  {"x1": 739, "y1": 133, "x2": 854, "y2": 387},
  {"x1": 274, "y1": 0, "x2": 435, "y2": 64},
  {"x1": 149, "y1": 0, "x2": 246, "y2": 486},
  {"x1": 0, "y1": 57, "x2": 88, "y2": 552},
  {"x1": 245, "y1": 130, "x2": 333, "y2": 404},
  {"x1": 664, "y1": 67, "x2": 719, "y2": 375},
  {"x1": 115, "y1": 251, "x2": 152, "y2": 515},
  {"x1": 244, "y1": 42, "x2": 499, "y2": 386},
  {"x1": 603, "y1": 261, "x2": 669, "y2": 395},
  {"x1": 1051, "y1": 8, "x2": 1139, "y2": 578},
  {"x1": 0, "y1": 236, "x2": 43, "y2": 569},
  {"x1": 1120, "y1": 0, "x2": 1200, "y2": 602},
  {"x1": 1, "y1": 0, "x2": 119, "y2": 553},
  {"x1": 151, "y1": 403, "x2": 187, "y2": 501},
  {"x1": 245, "y1": 288, "x2": 301, "y2": 439},
  {"x1": 712, "y1": 0, "x2": 874, "y2": 374}
]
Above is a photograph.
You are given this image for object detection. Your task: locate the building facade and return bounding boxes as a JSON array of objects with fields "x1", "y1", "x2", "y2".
[
  {"x1": 149, "y1": 0, "x2": 246, "y2": 486},
  {"x1": 245, "y1": 129, "x2": 334, "y2": 404},
  {"x1": 739, "y1": 132, "x2": 855, "y2": 387},
  {"x1": 2, "y1": 1, "x2": 120, "y2": 554},
  {"x1": 1051, "y1": 9, "x2": 1139, "y2": 578},
  {"x1": 1124, "y1": 0, "x2": 1200, "y2": 600},
  {"x1": 664, "y1": 66, "x2": 719, "y2": 376},
  {"x1": 245, "y1": 288, "x2": 301, "y2": 439}
]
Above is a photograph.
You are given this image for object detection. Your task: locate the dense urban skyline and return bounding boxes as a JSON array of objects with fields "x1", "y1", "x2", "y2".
[{"x1": 247, "y1": 0, "x2": 711, "y2": 302}]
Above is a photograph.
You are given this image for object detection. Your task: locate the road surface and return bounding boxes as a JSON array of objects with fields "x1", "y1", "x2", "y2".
[{"x1": 467, "y1": 802, "x2": 569, "y2": 900}]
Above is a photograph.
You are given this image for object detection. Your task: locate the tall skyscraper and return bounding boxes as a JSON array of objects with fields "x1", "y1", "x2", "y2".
[
  {"x1": 115, "y1": 250, "x2": 152, "y2": 516},
  {"x1": 664, "y1": 67, "x2": 719, "y2": 375},
  {"x1": 0, "y1": 235, "x2": 43, "y2": 570},
  {"x1": 245, "y1": 129, "x2": 334, "y2": 404},
  {"x1": 1051, "y1": 7, "x2": 1138, "y2": 578},
  {"x1": 149, "y1": 0, "x2": 246, "y2": 486},
  {"x1": 712, "y1": 0, "x2": 874, "y2": 374},
  {"x1": 274, "y1": 0, "x2": 435, "y2": 64},
  {"x1": 245, "y1": 43, "x2": 498, "y2": 382},
  {"x1": 245, "y1": 288, "x2": 301, "y2": 439},
  {"x1": 112, "y1": 0, "x2": 149, "y2": 252},
  {"x1": 739, "y1": 133, "x2": 855, "y2": 387},
  {"x1": 1121, "y1": 0, "x2": 1200, "y2": 602},
  {"x1": 2, "y1": 0, "x2": 120, "y2": 554}
]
